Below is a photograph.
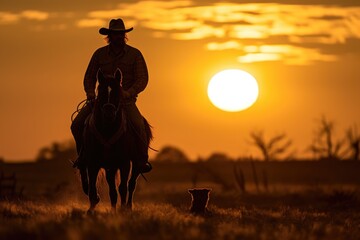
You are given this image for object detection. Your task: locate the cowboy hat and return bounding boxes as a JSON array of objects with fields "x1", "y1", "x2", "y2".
[{"x1": 99, "y1": 18, "x2": 133, "y2": 35}]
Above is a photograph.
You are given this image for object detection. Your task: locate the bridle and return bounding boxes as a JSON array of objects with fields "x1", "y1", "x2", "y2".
[
  {"x1": 99, "y1": 70, "x2": 124, "y2": 121},
  {"x1": 88, "y1": 69, "x2": 127, "y2": 147}
]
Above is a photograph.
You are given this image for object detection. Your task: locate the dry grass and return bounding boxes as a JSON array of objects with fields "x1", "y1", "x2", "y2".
[
  {"x1": 2, "y1": 160, "x2": 360, "y2": 239},
  {"x1": 1, "y1": 187, "x2": 360, "y2": 240}
]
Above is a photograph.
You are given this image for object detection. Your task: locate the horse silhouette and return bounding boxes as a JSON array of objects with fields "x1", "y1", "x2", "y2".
[{"x1": 79, "y1": 69, "x2": 153, "y2": 214}]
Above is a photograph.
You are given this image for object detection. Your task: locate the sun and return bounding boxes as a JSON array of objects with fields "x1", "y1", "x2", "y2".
[{"x1": 207, "y1": 69, "x2": 259, "y2": 112}]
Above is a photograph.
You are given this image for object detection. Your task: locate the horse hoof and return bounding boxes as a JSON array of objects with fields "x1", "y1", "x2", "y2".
[
  {"x1": 119, "y1": 206, "x2": 130, "y2": 213},
  {"x1": 87, "y1": 209, "x2": 96, "y2": 216},
  {"x1": 110, "y1": 206, "x2": 117, "y2": 214}
]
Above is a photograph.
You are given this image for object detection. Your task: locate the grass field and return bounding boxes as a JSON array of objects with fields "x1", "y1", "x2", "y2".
[
  {"x1": 1, "y1": 161, "x2": 360, "y2": 239},
  {"x1": 1, "y1": 184, "x2": 360, "y2": 240}
]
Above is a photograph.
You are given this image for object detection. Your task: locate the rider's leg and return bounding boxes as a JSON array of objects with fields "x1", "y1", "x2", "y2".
[
  {"x1": 70, "y1": 104, "x2": 92, "y2": 167},
  {"x1": 123, "y1": 103, "x2": 152, "y2": 173}
]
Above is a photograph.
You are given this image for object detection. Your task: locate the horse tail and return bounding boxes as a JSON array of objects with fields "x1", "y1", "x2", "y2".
[
  {"x1": 143, "y1": 117, "x2": 154, "y2": 144},
  {"x1": 143, "y1": 117, "x2": 158, "y2": 152}
]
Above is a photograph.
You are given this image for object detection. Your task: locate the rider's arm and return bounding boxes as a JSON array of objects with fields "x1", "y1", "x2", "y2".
[
  {"x1": 127, "y1": 50, "x2": 148, "y2": 97},
  {"x1": 83, "y1": 51, "x2": 100, "y2": 100}
]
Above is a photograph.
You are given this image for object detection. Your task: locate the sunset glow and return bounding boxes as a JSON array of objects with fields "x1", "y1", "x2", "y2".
[
  {"x1": 0, "y1": 0, "x2": 359, "y2": 161},
  {"x1": 1, "y1": 1, "x2": 360, "y2": 239}
]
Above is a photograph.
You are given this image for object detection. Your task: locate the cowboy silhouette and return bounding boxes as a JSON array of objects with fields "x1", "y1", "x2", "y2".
[{"x1": 71, "y1": 18, "x2": 152, "y2": 173}]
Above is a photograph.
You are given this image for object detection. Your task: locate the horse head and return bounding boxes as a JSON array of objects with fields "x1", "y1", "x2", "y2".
[{"x1": 96, "y1": 69, "x2": 123, "y2": 124}]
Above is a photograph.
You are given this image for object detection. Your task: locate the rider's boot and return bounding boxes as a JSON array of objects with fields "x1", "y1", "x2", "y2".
[
  {"x1": 133, "y1": 139, "x2": 152, "y2": 173},
  {"x1": 135, "y1": 157, "x2": 152, "y2": 173},
  {"x1": 70, "y1": 103, "x2": 92, "y2": 169},
  {"x1": 72, "y1": 135, "x2": 86, "y2": 169},
  {"x1": 72, "y1": 147, "x2": 86, "y2": 169}
]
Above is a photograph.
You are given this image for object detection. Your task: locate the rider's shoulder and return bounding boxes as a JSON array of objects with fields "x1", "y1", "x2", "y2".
[
  {"x1": 93, "y1": 45, "x2": 109, "y2": 55},
  {"x1": 124, "y1": 44, "x2": 142, "y2": 55}
]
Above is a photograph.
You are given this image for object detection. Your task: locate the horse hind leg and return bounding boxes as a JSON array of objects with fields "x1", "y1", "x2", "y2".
[
  {"x1": 127, "y1": 169, "x2": 140, "y2": 210},
  {"x1": 105, "y1": 168, "x2": 118, "y2": 212},
  {"x1": 87, "y1": 167, "x2": 100, "y2": 215}
]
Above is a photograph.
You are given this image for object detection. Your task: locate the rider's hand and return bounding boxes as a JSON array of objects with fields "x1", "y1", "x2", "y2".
[
  {"x1": 86, "y1": 93, "x2": 96, "y2": 101},
  {"x1": 121, "y1": 90, "x2": 131, "y2": 99},
  {"x1": 86, "y1": 93, "x2": 96, "y2": 107}
]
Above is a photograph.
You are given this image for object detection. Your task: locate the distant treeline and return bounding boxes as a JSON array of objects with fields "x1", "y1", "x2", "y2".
[
  {"x1": 1, "y1": 158, "x2": 360, "y2": 200},
  {"x1": 1, "y1": 115, "x2": 358, "y2": 163}
]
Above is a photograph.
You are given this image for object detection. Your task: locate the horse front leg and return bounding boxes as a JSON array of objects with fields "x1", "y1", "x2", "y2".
[
  {"x1": 127, "y1": 168, "x2": 140, "y2": 210},
  {"x1": 105, "y1": 168, "x2": 118, "y2": 213},
  {"x1": 87, "y1": 166, "x2": 100, "y2": 215},
  {"x1": 119, "y1": 161, "x2": 130, "y2": 210}
]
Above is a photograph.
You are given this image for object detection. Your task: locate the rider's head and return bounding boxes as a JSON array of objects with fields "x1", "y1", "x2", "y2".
[
  {"x1": 99, "y1": 18, "x2": 132, "y2": 46},
  {"x1": 105, "y1": 32, "x2": 128, "y2": 45}
]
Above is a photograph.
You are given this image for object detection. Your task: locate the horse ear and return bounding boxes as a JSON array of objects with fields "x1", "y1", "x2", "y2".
[
  {"x1": 97, "y1": 69, "x2": 105, "y2": 84},
  {"x1": 114, "y1": 68, "x2": 122, "y2": 83}
]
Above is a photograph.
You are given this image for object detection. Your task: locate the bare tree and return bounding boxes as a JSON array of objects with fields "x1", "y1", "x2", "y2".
[
  {"x1": 250, "y1": 130, "x2": 293, "y2": 161},
  {"x1": 233, "y1": 163, "x2": 246, "y2": 194},
  {"x1": 36, "y1": 141, "x2": 76, "y2": 162},
  {"x1": 154, "y1": 145, "x2": 189, "y2": 162},
  {"x1": 344, "y1": 125, "x2": 360, "y2": 161},
  {"x1": 308, "y1": 116, "x2": 344, "y2": 160},
  {"x1": 207, "y1": 152, "x2": 232, "y2": 162}
]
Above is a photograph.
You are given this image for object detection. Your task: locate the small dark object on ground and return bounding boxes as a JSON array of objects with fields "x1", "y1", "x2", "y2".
[{"x1": 188, "y1": 188, "x2": 211, "y2": 214}]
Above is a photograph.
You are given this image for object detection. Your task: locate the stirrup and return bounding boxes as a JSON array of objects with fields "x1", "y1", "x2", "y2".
[
  {"x1": 72, "y1": 155, "x2": 86, "y2": 169},
  {"x1": 72, "y1": 157, "x2": 80, "y2": 168},
  {"x1": 72, "y1": 147, "x2": 84, "y2": 169},
  {"x1": 137, "y1": 162, "x2": 152, "y2": 173}
]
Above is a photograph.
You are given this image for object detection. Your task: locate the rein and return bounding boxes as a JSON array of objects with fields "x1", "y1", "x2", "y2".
[{"x1": 71, "y1": 99, "x2": 91, "y2": 122}]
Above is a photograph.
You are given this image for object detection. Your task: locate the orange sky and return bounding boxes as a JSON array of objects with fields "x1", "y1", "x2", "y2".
[{"x1": 1, "y1": 0, "x2": 360, "y2": 161}]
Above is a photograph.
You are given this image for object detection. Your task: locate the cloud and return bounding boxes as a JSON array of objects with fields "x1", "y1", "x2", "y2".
[
  {"x1": 239, "y1": 45, "x2": 337, "y2": 65},
  {"x1": 21, "y1": 10, "x2": 49, "y2": 21},
  {"x1": 207, "y1": 42, "x2": 338, "y2": 65},
  {"x1": 82, "y1": 3, "x2": 360, "y2": 42},
  {"x1": 88, "y1": 1, "x2": 193, "y2": 21},
  {"x1": 143, "y1": 19, "x2": 201, "y2": 31},
  {"x1": 229, "y1": 25, "x2": 269, "y2": 39},
  {"x1": 171, "y1": 25, "x2": 225, "y2": 40},
  {"x1": 0, "y1": 10, "x2": 49, "y2": 25},
  {"x1": 0, "y1": 12, "x2": 20, "y2": 24},
  {"x1": 76, "y1": 18, "x2": 106, "y2": 28},
  {"x1": 77, "y1": 1, "x2": 360, "y2": 64},
  {"x1": 206, "y1": 41, "x2": 242, "y2": 50},
  {"x1": 239, "y1": 53, "x2": 282, "y2": 63}
]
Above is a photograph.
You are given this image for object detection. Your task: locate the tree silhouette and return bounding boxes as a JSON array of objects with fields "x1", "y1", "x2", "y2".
[
  {"x1": 344, "y1": 125, "x2": 360, "y2": 161},
  {"x1": 250, "y1": 130, "x2": 293, "y2": 161},
  {"x1": 206, "y1": 152, "x2": 232, "y2": 162},
  {"x1": 154, "y1": 145, "x2": 189, "y2": 162},
  {"x1": 308, "y1": 116, "x2": 344, "y2": 160},
  {"x1": 36, "y1": 141, "x2": 76, "y2": 162}
]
